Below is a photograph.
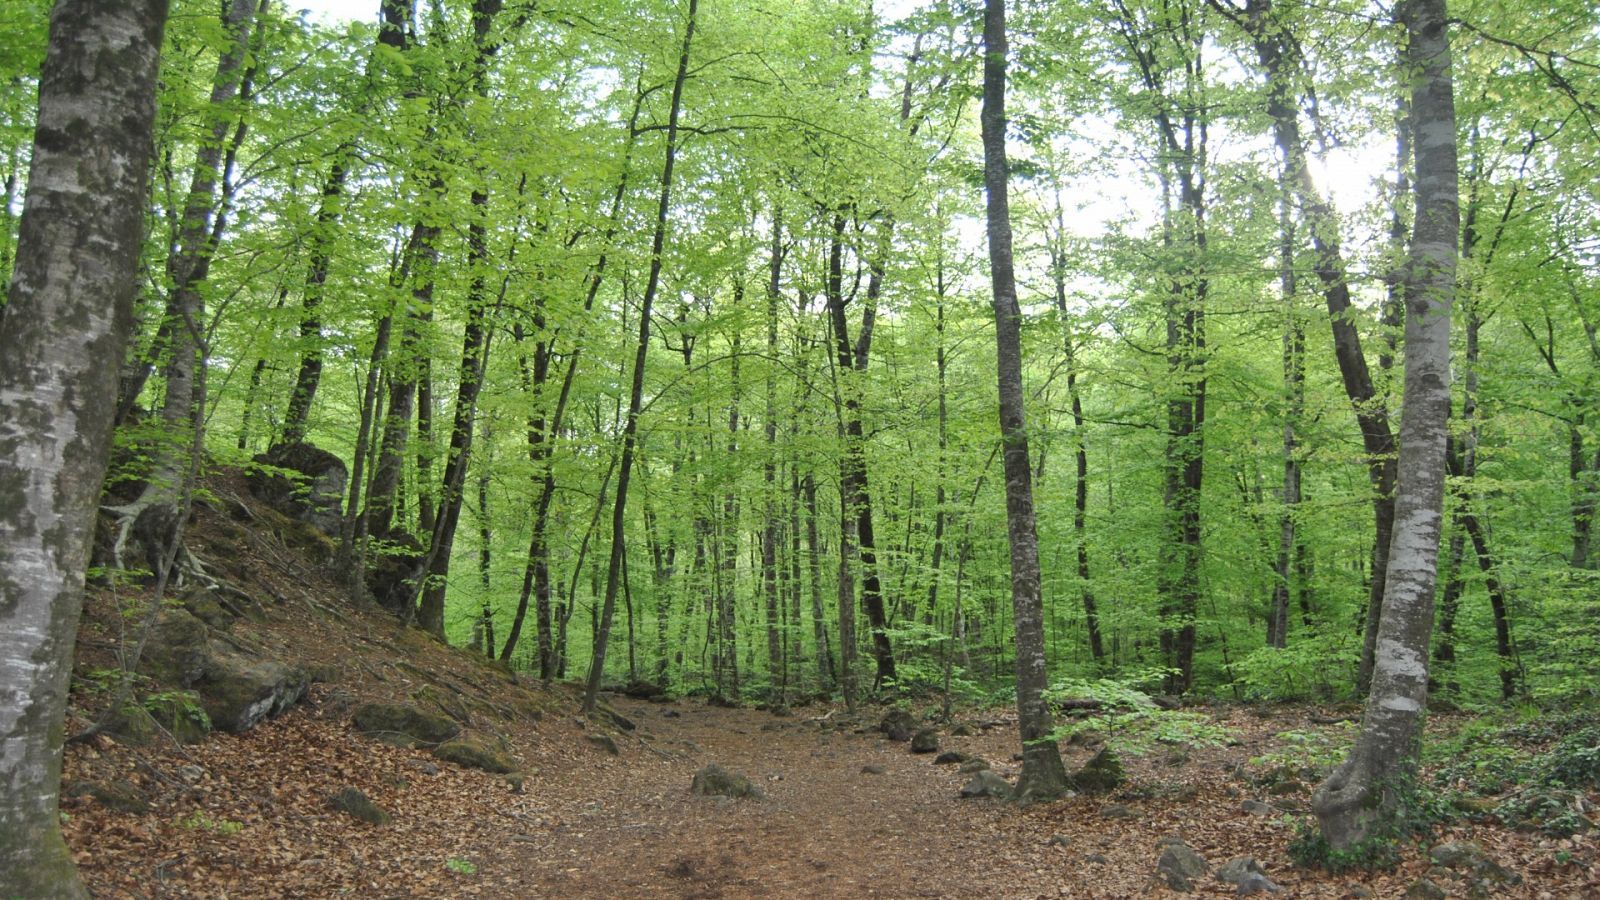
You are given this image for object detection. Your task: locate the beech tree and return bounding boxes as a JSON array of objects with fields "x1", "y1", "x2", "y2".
[
  {"x1": 1313, "y1": 0, "x2": 1459, "y2": 849},
  {"x1": 0, "y1": 1, "x2": 169, "y2": 894},
  {"x1": 981, "y1": 0, "x2": 1071, "y2": 803}
]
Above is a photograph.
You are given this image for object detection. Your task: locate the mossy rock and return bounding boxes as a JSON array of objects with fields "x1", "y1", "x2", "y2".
[
  {"x1": 910, "y1": 728, "x2": 940, "y2": 753},
  {"x1": 138, "y1": 609, "x2": 211, "y2": 687},
  {"x1": 433, "y1": 735, "x2": 517, "y2": 774},
  {"x1": 181, "y1": 586, "x2": 236, "y2": 631},
  {"x1": 1069, "y1": 747, "x2": 1125, "y2": 794},
  {"x1": 143, "y1": 691, "x2": 212, "y2": 744},
  {"x1": 200, "y1": 649, "x2": 307, "y2": 733},
  {"x1": 353, "y1": 702, "x2": 461, "y2": 747},
  {"x1": 587, "y1": 733, "x2": 620, "y2": 755},
  {"x1": 590, "y1": 703, "x2": 635, "y2": 732},
  {"x1": 879, "y1": 708, "x2": 916, "y2": 742},
  {"x1": 103, "y1": 702, "x2": 159, "y2": 747},
  {"x1": 329, "y1": 787, "x2": 390, "y2": 826}
]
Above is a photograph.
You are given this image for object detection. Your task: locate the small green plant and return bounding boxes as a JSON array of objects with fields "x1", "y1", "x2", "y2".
[
  {"x1": 144, "y1": 690, "x2": 212, "y2": 743},
  {"x1": 179, "y1": 811, "x2": 243, "y2": 835},
  {"x1": 446, "y1": 858, "x2": 477, "y2": 875}
]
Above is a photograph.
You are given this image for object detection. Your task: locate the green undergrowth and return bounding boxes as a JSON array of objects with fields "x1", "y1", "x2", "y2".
[
  {"x1": 1043, "y1": 667, "x2": 1229, "y2": 754},
  {"x1": 1429, "y1": 707, "x2": 1600, "y2": 837}
]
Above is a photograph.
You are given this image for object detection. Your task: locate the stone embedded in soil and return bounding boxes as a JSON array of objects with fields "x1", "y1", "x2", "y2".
[
  {"x1": 1216, "y1": 856, "x2": 1281, "y2": 895},
  {"x1": 434, "y1": 735, "x2": 518, "y2": 773},
  {"x1": 1428, "y1": 840, "x2": 1520, "y2": 886},
  {"x1": 880, "y1": 709, "x2": 916, "y2": 742},
  {"x1": 182, "y1": 585, "x2": 236, "y2": 631},
  {"x1": 1101, "y1": 803, "x2": 1137, "y2": 819},
  {"x1": 950, "y1": 722, "x2": 975, "y2": 736},
  {"x1": 1241, "y1": 799, "x2": 1276, "y2": 816},
  {"x1": 1156, "y1": 840, "x2": 1209, "y2": 892},
  {"x1": 957, "y1": 758, "x2": 991, "y2": 774},
  {"x1": 1216, "y1": 856, "x2": 1265, "y2": 885},
  {"x1": 202, "y1": 649, "x2": 307, "y2": 733},
  {"x1": 860, "y1": 765, "x2": 887, "y2": 775},
  {"x1": 933, "y1": 750, "x2": 969, "y2": 765},
  {"x1": 586, "y1": 733, "x2": 621, "y2": 755},
  {"x1": 958, "y1": 770, "x2": 1013, "y2": 800},
  {"x1": 910, "y1": 728, "x2": 940, "y2": 754},
  {"x1": 590, "y1": 703, "x2": 635, "y2": 732},
  {"x1": 352, "y1": 702, "x2": 461, "y2": 747},
  {"x1": 1428, "y1": 840, "x2": 1485, "y2": 868},
  {"x1": 329, "y1": 787, "x2": 390, "y2": 826},
  {"x1": 691, "y1": 764, "x2": 762, "y2": 799},
  {"x1": 1047, "y1": 834, "x2": 1070, "y2": 847}
]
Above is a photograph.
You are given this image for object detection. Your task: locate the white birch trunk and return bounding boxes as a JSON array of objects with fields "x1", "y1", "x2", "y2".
[{"x1": 0, "y1": 1, "x2": 169, "y2": 894}]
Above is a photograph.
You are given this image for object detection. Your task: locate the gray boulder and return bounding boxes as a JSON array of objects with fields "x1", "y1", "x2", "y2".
[
  {"x1": 201, "y1": 647, "x2": 307, "y2": 733},
  {"x1": 1157, "y1": 841, "x2": 1209, "y2": 892},
  {"x1": 250, "y1": 442, "x2": 347, "y2": 535},
  {"x1": 959, "y1": 770, "x2": 1013, "y2": 800},
  {"x1": 910, "y1": 728, "x2": 939, "y2": 754},
  {"x1": 1218, "y1": 857, "x2": 1280, "y2": 894}
]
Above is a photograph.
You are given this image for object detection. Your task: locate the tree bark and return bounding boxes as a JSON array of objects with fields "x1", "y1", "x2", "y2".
[
  {"x1": 763, "y1": 207, "x2": 786, "y2": 705},
  {"x1": 981, "y1": 0, "x2": 1070, "y2": 803},
  {"x1": 0, "y1": 2, "x2": 168, "y2": 894},
  {"x1": 1314, "y1": 0, "x2": 1457, "y2": 849}
]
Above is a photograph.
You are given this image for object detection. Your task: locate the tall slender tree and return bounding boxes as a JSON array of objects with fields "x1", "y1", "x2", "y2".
[
  {"x1": 981, "y1": 0, "x2": 1070, "y2": 804},
  {"x1": 1313, "y1": 0, "x2": 1458, "y2": 849},
  {"x1": 584, "y1": 0, "x2": 698, "y2": 714}
]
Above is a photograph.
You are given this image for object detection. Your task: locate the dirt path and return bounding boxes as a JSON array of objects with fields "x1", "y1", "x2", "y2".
[
  {"x1": 486, "y1": 701, "x2": 1346, "y2": 899},
  {"x1": 498, "y1": 702, "x2": 1042, "y2": 898}
]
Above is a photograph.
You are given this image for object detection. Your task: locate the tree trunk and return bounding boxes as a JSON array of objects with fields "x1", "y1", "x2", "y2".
[
  {"x1": 804, "y1": 472, "x2": 835, "y2": 690},
  {"x1": 1314, "y1": 0, "x2": 1457, "y2": 848},
  {"x1": 583, "y1": 0, "x2": 697, "y2": 714},
  {"x1": 1271, "y1": 149, "x2": 1305, "y2": 649},
  {"x1": 824, "y1": 215, "x2": 896, "y2": 688},
  {"x1": 763, "y1": 208, "x2": 785, "y2": 705},
  {"x1": 0, "y1": 2, "x2": 167, "y2": 894},
  {"x1": 981, "y1": 0, "x2": 1070, "y2": 803}
]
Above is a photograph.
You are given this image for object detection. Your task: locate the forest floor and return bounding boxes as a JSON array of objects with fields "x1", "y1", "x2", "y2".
[
  {"x1": 58, "y1": 472, "x2": 1600, "y2": 898},
  {"x1": 62, "y1": 684, "x2": 1600, "y2": 898}
]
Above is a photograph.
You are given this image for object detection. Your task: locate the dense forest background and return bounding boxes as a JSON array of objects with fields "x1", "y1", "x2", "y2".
[{"x1": 3, "y1": 0, "x2": 1596, "y2": 712}]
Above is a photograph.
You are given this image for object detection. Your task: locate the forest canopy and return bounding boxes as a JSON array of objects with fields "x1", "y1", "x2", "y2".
[{"x1": 3, "y1": 0, "x2": 1598, "y2": 713}]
